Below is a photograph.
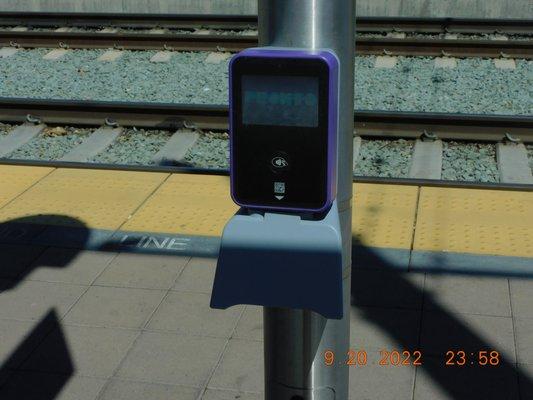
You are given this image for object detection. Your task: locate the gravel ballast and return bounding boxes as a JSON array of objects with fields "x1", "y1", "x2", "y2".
[
  {"x1": 182, "y1": 131, "x2": 229, "y2": 169},
  {"x1": 442, "y1": 142, "x2": 499, "y2": 182},
  {"x1": 0, "y1": 49, "x2": 530, "y2": 115},
  {"x1": 91, "y1": 128, "x2": 170, "y2": 165},
  {"x1": 0, "y1": 122, "x2": 14, "y2": 136},
  {"x1": 354, "y1": 139, "x2": 413, "y2": 178},
  {"x1": 185, "y1": 135, "x2": 416, "y2": 178},
  {"x1": 7, "y1": 126, "x2": 91, "y2": 160}
]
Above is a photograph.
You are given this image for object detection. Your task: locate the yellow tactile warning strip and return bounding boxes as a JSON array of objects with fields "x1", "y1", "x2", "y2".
[
  {"x1": 0, "y1": 168, "x2": 168, "y2": 230},
  {"x1": 123, "y1": 173, "x2": 238, "y2": 237},
  {"x1": 0, "y1": 165, "x2": 53, "y2": 208},
  {"x1": 352, "y1": 183, "x2": 418, "y2": 249},
  {"x1": 413, "y1": 186, "x2": 533, "y2": 258},
  {"x1": 0, "y1": 166, "x2": 531, "y2": 258}
]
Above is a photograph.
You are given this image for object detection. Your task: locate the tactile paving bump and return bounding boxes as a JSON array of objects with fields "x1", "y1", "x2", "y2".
[
  {"x1": 414, "y1": 187, "x2": 533, "y2": 258},
  {"x1": 0, "y1": 168, "x2": 168, "y2": 229},
  {"x1": 352, "y1": 183, "x2": 418, "y2": 249},
  {"x1": 123, "y1": 173, "x2": 237, "y2": 237},
  {"x1": 0, "y1": 165, "x2": 53, "y2": 209}
]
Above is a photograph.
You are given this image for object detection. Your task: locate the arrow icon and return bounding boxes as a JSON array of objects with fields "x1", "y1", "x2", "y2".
[{"x1": 275, "y1": 195, "x2": 284, "y2": 200}]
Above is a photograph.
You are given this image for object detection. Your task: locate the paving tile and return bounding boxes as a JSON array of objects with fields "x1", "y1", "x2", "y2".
[
  {"x1": 202, "y1": 389, "x2": 262, "y2": 400},
  {"x1": 351, "y1": 269, "x2": 425, "y2": 310},
  {"x1": 0, "y1": 279, "x2": 10, "y2": 292},
  {"x1": 0, "y1": 372, "x2": 106, "y2": 400},
  {"x1": 518, "y1": 363, "x2": 533, "y2": 400},
  {"x1": 350, "y1": 307, "x2": 421, "y2": 350},
  {"x1": 116, "y1": 331, "x2": 226, "y2": 386},
  {"x1": 22, "y1": 325, "x2": 138, "y2": 378},
  {"x1": 515, "y1": 317, "x2": 533, "y2": 365},
  {"x1": 99, "y1": 379, "x2": 199, "y2": 400},
  {"x1": 234, "y1": 306, "x2": 263, "y2": 341},
  {"x1": 0, "y1": 369, "x2": 14, "y2": 390},
  {"x1": 173, "y1": 257, "x2": 216, "y2": 294},
  {"x1": 147, "y1": 291, "x2": 242, "y2": 337},
  {"x1": 27, "y1": 248, "x2": 116, "y2": 285},
  {"x1": 0, "y1": 319, "x2": 52, "y2": 369},
  {"x1": 413, "y1": 356, "x2": 520, "y2": 400},
  {"x1": 95, "y1": 253, "x2": 189, "y2": 290},
  {"x1": 424, "y1": 275, "x2": 511, "y2": 317},
  {"x1": 420, "y1": 311, "x2": 516, "y2": 362},
  {"x1": 0, "y1": 280, "x2": 86, "y2": 320},
  {"x1": 64, "y1": 286, "x2": 166, "y2": 329},
  {"x1": 348, "y1": 357, "x2": 415, "y2": 400},
  {"x1": 209, "y1": 338, "x2": 263, "y2": 393},
  {"x1": 0, "y1": 244, "x2": 45, "y2": 279},
  {"x1": 510, "y1": 278, "x2": 533, "y2": 318}
]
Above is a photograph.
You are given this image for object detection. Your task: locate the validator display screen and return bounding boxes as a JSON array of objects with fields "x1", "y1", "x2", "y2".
[{"x1": 241, "y1": 75, "x2": 319, "y2": 127}]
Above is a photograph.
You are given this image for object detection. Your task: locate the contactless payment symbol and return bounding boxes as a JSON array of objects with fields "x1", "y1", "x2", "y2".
[{"x1": 271, "y1": 156, "x2": 289, "y2": 168}]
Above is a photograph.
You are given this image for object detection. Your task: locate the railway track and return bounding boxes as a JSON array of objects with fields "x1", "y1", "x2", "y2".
[
  {"x1": 0, "y1": 98, "x2": 531, "y2": 191},
  {"x1": 1, "y1": 12, "x2": 531, "y2": 34},
  {"x1": 0, "y1": 98, "x2": 531, "y2": 142},
  {"x1": 0, "y1": 13, "x2": 531, "y2": 58}
]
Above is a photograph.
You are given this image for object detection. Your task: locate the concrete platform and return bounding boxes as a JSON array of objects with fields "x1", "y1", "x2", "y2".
[{"x1": 0, "y1": 165, "x2": 531, "y2": 399}]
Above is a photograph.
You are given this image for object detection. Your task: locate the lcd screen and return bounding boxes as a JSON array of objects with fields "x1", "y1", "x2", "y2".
[{"x1": 241, "y1": 75, "x2": 319, "y2": 127}]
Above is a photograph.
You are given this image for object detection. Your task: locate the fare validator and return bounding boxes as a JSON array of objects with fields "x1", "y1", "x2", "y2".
[
  {"x1": 229, "y1": 48, "x2": 340, "y2": 213},
  {"x1": 211, "y1": 47, "x2": 345, "y2": 319}
]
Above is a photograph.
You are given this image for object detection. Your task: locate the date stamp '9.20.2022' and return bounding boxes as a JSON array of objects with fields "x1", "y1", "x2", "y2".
[{"x1": 323, "y1": 349, "x2": 502, "y2": 367}]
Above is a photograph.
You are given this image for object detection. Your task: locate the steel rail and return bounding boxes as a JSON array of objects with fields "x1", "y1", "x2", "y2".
[
  {"x1": 0, "y1": 98, "x2": 531, "y2": 143},
  {"x1": 1, "y1": 31, "x2": 531, "y2": 58},
  {"x1": 0, "y1": 12, "x2": 531, "y2": 34},
  {"x1": 0, "y1": 157, "x2": 530, "y2": 192}
]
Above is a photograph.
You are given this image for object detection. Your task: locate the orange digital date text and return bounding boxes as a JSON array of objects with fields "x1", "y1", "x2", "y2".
[{"x1": 323, "y1": 349, "x2": 423, "y2": 367}]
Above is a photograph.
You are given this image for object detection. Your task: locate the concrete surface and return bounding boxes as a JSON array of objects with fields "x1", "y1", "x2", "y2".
[
  {"x1": 1, "y1": 0, "x2": 530, "y2": 19},
  {"x1": 0, "y1": 240, "x2": 531, "y2": 399}
]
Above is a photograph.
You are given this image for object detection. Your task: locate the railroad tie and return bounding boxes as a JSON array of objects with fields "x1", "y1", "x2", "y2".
[
  {"x1": 98, "y1": 50, "x2": 123, "y2": 62},
  {"x1": 60, "y1": 126, "x2": 123, "y2": 162},
  {"x1": 408, "y1": 139, "x2": 443, "y2": 180},
  {"x1": 0, "y1": 124, "x2": 45, "y2": 158},
  {"x1": 435, "y1": 57, "x2": 457, "y2": 68},
  {"x1": 151, "y1": 129, "x2": 199, "y2": 166},
  {"x1": 352, "y1": 136, "x2": 362, "y2": 172},
  {"x1": 496, "y1": 142, "x2": 533, "y2": 184},
  {"x1": 0, "y1": 47, "x2": 19, "y2": 58},
  {"x1": 43, "y1": 49, "x2": 69, "y2": 60},
  {"x1": 374, "y1": 56, "x2": 397, "y2": 69},
  {"x1": 150, "y1": 51, "x2": 172, "y2": 63},
  {"x1": 494, "y1": 59, "x2": 516, "y2": 70}
]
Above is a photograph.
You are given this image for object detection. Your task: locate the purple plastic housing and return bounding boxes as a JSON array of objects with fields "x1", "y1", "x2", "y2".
[{"x1": 229, "y1": 47, "x2": 340, "y2": 213}]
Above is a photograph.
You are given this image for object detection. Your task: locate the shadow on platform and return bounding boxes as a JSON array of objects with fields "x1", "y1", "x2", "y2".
[
  {"x1": 0, "y1": 215, "x2": 86, "y2": 400},
  {"x1": 0, "y1": 215, "x2": 531, "y2": 399},
  {"x1": 352, "y1": 244, "x2": 532, "y2": 400}
]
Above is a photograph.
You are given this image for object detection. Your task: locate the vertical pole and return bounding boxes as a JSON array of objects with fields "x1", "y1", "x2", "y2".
[{"x1": 259, "y1": 1, "x2": 355, "y2": 399}]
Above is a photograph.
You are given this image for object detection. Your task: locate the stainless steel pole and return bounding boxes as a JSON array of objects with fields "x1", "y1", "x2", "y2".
[{"x1": 259, "y1": 1, "x2": 355, "y2": 399}]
